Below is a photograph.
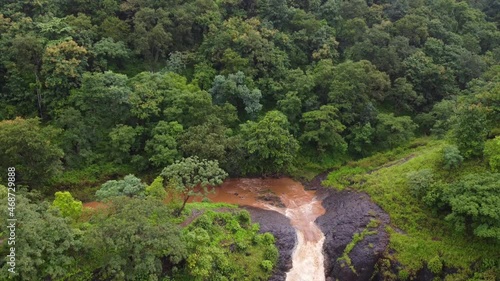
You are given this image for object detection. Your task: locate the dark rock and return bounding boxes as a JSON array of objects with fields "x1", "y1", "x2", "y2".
[
  {"x1": 244, "y1": 206, "x2": 297, "y2": 281},
  {"x1": 313, "y1": 180, "x2": 390, "y2": 281}
]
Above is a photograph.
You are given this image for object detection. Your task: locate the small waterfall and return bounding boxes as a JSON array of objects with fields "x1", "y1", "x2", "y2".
[{"x1": 194, "y1": 178, "x2": 327, "y2": 281}]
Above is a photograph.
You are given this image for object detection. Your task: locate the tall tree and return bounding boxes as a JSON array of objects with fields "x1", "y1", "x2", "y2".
[
  {"x1": 240, "y1": 110, "x2": 299, "y2": 175},
  {"x1": 0, "y1": 118, "x2": 63, "y2": 189},
  {"x1": 300, "y1": 105, "x2": 347, "y2": 155}
]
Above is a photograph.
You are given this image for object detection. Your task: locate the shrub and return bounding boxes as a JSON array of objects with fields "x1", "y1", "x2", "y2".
[
  {"x1": 407, "y1": 169, "x2": 434, "y2": 199},
  {"x1": 262, "y1": 233, "x2": 275, "y2": 245},
  {"x1": 428, "y1": 255, "x2": 443, "y2": 274},
  {"x1": 444, "y1": 173, "x2": 500, "y2": 240},
  {"x1": 260, "y1": 260, "x2": 273, "y2": 272},
  {"x1": 96, "y1": 174, "x2": 146, "y2": 200},
  {"x1": 264, "y1": 246, "x2": 279, "y2": 262},
  {"x1": 398, "y1": 269, "x2": 410, "y2": 280}
]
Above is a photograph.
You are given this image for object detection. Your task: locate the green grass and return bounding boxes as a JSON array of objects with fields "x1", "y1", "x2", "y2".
[{"x1": 324, "y1": 138, "x2": 500, "y2": 277}]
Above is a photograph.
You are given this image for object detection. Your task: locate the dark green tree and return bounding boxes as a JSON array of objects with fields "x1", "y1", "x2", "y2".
[
  {"x1": 0, "y1": 118, "x2": 63, "y2": 188},
  {"x1": 240, "y1": 110, "x2": 299, "y2": 175},
  {"x1": 300, "y1": 105, "x2": 347, "y2": 155}
]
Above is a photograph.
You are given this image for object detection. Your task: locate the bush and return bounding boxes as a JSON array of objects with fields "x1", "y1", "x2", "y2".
[
  {"x1": 50, "y1": 191, "x2": 83, "y2": 221},
  {"x1": 96, "y1": 174, "x2": 146, "y2": 200},
  {"x1": 428, "y1": 255, "x2": 443, "y2": 274},
  {"x1": 260, "y1": 260, "x2": 273, "y2": 272},
  {"x1": 264, "y1": 246, "x2": 279, "y2": 262},
  {"x1": 407, "y1": 169, "x2": 434, "y2": 199},
  {"x1": 444, "y1": 173, "x2": 500, "y2": 240},
  {"x1": 262, "y1": 233, "x2": 275, "y2": 245}
]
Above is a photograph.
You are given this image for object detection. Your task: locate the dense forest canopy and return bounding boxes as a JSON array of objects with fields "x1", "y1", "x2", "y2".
[{"x1": 0, "y1": 0, "x2": 499, "y2": 280}]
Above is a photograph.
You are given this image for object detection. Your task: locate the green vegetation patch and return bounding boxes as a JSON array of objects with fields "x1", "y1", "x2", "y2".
[
  {"x1": 326, "y1": 139, "x2": 500, "y2": 275},
  {"x1": 175, "y1": 210, "x2": 278, "y2": 281},
  {"x1": 337, "y1": 219, "x2": 379, "y2": 274}
]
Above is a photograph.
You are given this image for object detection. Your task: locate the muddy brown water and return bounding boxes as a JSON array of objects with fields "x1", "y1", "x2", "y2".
[{"x1": 84, "y1": 177, "x2": 326, "y2": 281}]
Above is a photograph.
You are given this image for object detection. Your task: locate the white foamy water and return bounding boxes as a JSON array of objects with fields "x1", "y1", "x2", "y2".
[
  {"x1": 282, "y1": 199, "x2": 326, "y2": 281},
  {"x1": 198, "y1": 178, "x2": 327, "y2": 281}
]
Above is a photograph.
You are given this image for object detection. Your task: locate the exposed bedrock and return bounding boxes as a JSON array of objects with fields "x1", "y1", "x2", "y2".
[
  {"x1": 244, "y1": 206, "x2": 297, "y2": 281},
  {"x1": 315, "y1": 186, "x2": 391, "y2": 281}
]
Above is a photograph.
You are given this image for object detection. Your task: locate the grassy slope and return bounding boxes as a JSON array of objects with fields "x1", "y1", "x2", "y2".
[{"x1": 323, "y1": 138, "x2": 499, "y2": 278}]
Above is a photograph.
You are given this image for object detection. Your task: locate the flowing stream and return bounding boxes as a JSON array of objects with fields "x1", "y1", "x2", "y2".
[{"x1": 205, "y1": 178, "x2": 326, "y2": 281}]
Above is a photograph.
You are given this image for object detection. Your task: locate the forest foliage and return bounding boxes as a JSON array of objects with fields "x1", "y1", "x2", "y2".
[{"x1": 0, "y1": 0, "x2": 499, "y2": 280}]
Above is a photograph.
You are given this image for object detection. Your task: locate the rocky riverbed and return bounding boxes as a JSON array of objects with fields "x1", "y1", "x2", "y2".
[{"x1": 315, "y1": 188, "x2": 391, "y2": 281}]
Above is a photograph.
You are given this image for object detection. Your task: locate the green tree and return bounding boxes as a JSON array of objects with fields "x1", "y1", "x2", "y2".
[
  {"x1": 444, "y1": 173, "x2": 500, "y2": 240},
  {"x1": 50, "y1": 191, "x2": 83, "y2": 221},
  {"x1": 452, "y1": 104, "x2": 489, "y2": 158},
  {"x1": 374, "y1": 113, "x2": 417, "y2": 149},
  {"x1": 41, "y1": 39, "x2": 88, "y2": 106},
  {"x1": 300, "y1": 105, "x2": 347, "y2": 155},
  {"x1": 328, "y1": 60, "x2": 390, "y2": 125},
  {"x1": 96, "y1": 174, "x2": 146, "y2": 200},
  {"x1": 145, "y1": 176, "x2": 167, "y2": 200},
  {"x1": 179, "y1": 116, "x2": 233, "y2": 163},
  {"x1": 145, "y1": 121, "x2": 183, "y2": 168},
  {"x1": 441, "y1": 145, "x2": 464, "y2": 171},
  {"x1": 403, "y1": 51, "x2": 458, "y2": 110},
  {"x1": 84, "y1": 197, "x2": 187, "y2": 280},
  {"x1": 240, "y1": 110, "x2": 300, "y2": 175},
  {"x1": 209, "y1": 72, "x2": 263, "y2": 117},
  {"x1": 128, "y1": 72, "x2": 212, "y2": 126},
  {"x1": 484, "y1": 136, "x2": 500, "y2": 172},
  {"x1": 0, "y1": 195, "x2": 81, "y2": 280},
  {"x1": 132, "y1": 8, "x2": 172, "y2": 66},
  {"x1": 278, "y1": 91, "x2": 303, "y2": 134},
  {"x1": 161, "y1": 156, "x2": 228, "y2": 216},
  {"x1": 108, "y1": 124, "x2": 143, "y2": 164},
  {"x1": 0, "y1": 118, "x2": 63, "y2": 188},
  {"x1": 386, "y1": 77, "x2": 424, "y2": 114}
]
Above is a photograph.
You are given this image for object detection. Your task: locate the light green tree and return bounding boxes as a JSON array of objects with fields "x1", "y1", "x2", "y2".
[
  {"x1": 145, "y1": 176, "x2": 167, "y2": 200},
  {"x1": 161, "y1": 156, "x2": 228, "y2": 216},
  {"x1": 50, "y1": 191, "x2": 83, "y2": 221}
]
